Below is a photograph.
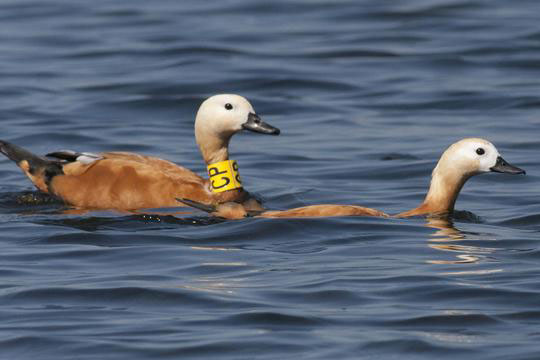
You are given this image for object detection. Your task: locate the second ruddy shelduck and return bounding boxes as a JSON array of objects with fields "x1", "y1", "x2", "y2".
[
  {"x1": 179, "y1": 138, "x2": 525, "y2": 219},
  {"x1": 0, "y1": 94, "x2": 280, "y2": 211}
]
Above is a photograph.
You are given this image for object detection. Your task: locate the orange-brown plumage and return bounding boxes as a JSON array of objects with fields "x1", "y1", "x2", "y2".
[
  {"x1": 49, "y1": 152, "x2": 251, "y2": 210},
  {"x1": 260, "y1": 204, "x2": 388, "y2": 218},
  {"x1": 178, "y1": 200, "x2": 388, "y2": 219}
]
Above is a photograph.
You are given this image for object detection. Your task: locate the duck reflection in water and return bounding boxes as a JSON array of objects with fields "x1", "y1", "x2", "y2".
[{"x1": 423, "y1": 216, "x2": 501, "y2": 273}]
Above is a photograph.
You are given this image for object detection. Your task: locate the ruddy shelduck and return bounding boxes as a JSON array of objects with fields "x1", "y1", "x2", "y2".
[
  {"x1": 179, "y1": 138, "x2": 525, "y2": 219},
  {"x1": 0, "y1": 94, "x2": 280, "y2": 211}
]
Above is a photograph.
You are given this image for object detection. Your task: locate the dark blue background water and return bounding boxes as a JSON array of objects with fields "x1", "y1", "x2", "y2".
[{"x1": 1, "y1": 0, "x2": 540, "y2": 359}]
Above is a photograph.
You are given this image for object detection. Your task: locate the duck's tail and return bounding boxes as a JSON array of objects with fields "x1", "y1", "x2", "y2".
[
  {"x1": 0, "y1": 140, "x2": 49, "y2": 169},
  {"x1": 0, "y1": 140, "x2": 63, "y2": 192}
]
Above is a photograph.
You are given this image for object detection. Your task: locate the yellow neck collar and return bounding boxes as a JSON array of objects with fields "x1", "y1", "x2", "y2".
[{"x1": 207, "y1": 160, "x2": 243, "y2": 193}]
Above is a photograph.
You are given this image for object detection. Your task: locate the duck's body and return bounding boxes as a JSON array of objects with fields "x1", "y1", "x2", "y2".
[
  {"x1": 179, "y1": 196, "x2": 388, "y2": 219},
  {"x1": 179, "y1": 138, "x2": 524, "y2": 220},
  {"x1": 0, "y1": 94, "x2": 279, "y2": 211},
  {"x1": 48, "y1": 151, "x2": 251, "y2": 209},
  {"x1": 261, "y1": 204, "x2": 388, "y2": 218}
]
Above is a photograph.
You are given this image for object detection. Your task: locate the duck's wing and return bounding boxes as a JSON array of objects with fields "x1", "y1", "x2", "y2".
[
  {"x1": 46, "y1": 150, "x2": 204, "y2": 181},
  {"x1": 47, "y1": 150, "x2": 102, "y2": 163},
  {"x1": 99, "y1": 151, "x2": 205, "y2": 183},
  {"x1": 0, "y1": 142, "x2": 208, "y2": 209},
  {"x1": 45, "y1": 151, "x2": 211, "y2": 209}
]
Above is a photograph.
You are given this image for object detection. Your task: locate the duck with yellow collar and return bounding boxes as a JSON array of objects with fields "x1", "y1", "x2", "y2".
[
  {"x1": 0, "y1": 94, "x2": 279, "y2": 211},
  {"x1": 179, "y1": 138, "x2": 525, "y2": 219}
]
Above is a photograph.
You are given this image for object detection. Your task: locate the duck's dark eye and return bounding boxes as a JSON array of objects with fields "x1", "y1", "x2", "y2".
[
  {"x1": 225, "y1": 103, "x2": 233, "y2": 110},
  {"x1": 476, "y1": 148, "x2": 485, "y2": 155}
]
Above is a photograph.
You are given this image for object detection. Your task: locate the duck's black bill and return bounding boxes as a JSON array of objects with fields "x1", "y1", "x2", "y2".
[
  {"x1": 490, "y1": 156, "x2": 526, "y2": 175},
  {"x1": 242, "y1": 113, "x2": 280, "y2": 135},
  {"x1": 176, "y1": 198, "x2": 216, "y2": 213}
]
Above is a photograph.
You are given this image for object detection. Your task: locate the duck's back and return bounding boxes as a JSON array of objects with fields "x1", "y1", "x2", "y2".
[
  {"x1": 49, "y1": 152, "x2": 210, "y2": 210},
  {"x1": 261, "y1": 204, "x2": 388, "y2": 218}
]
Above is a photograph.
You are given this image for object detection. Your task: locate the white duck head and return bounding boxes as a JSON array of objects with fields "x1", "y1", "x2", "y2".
[
  {"x1": 433, "y1": 138, "x2": 525, "y2": 177},
  {"x1": 400, "y1": 138, "x2": 525, "y2": 217},
  {"x1": 194, "y1": 94, "x2": 279, "y2": 164}
]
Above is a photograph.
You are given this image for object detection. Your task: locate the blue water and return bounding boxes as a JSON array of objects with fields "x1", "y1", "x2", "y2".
[{"x1": 1, "y1": 0, "x2": 540, "y2": 359}]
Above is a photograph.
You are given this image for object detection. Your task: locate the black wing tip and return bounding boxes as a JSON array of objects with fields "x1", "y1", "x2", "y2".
[
  {"x1": 176, "y1": 198, "x2": 217, "y2": 213},
  {"x1": 46, "y1": 150, "x2": 80, "y2": 162}
]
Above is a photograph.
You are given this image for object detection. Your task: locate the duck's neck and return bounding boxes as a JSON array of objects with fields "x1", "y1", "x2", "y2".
[
  {"x1": 195, "y1": 128, "x2": 232, "y2": 165},
  {"x1": 422, "y1": 167, "x2": 469, "y2": 214},
  {"x1": 400, "y1": 164, "x2": 472, "y2": 217}
]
